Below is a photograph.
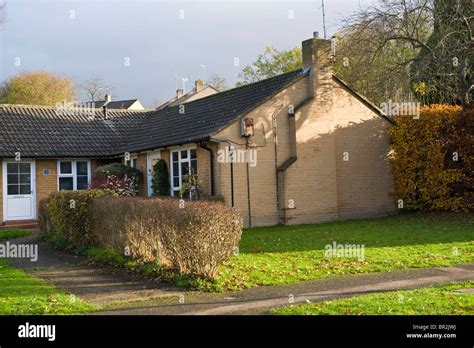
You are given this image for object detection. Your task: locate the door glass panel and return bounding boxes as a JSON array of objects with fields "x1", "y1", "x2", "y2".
[
  {"x1": 7, "y1": 185, "x2": 19, "y2": 195},
  {"x1": 59, "y1": 177, "x2": 74, "y2": 190},
  {"x1": 172, "y1": 152, "x2": 178, "y2": 162},
  {"x1": 190, "y1": 149, "x2": 197, "y2": 160},
  {"x1": 181, "y1": 150, "x2": 188, "y2": 159},
  {"x1": 7, "y1": 174, "x2": 18, "y2": 184},
  {"x1": 19, "y1": 163, "x2": 30, "y2": 173},
  {"x1": 19, "y1": 174, "x2": 31, "y2": 184},
  {"x1": 181, "y1": 162, "x2": 189, "y2": 176},
  {"x1": 191, "y1": 159, "x2": 197, "y2": 175},
  {"x1": 19, "y1": 184, "x2": 31, "y2": 194},
  {"x1": 7, "y1": 163, "x2": 19, "y2": 174}
]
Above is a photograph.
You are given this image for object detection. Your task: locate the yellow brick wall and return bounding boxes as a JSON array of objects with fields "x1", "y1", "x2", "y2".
[
  {"x1": 213, "y1": 75, "x2": 395, "y2": 227},
  {"x1": 35, "y1": 159, "x2": 58, "y2": 218}
]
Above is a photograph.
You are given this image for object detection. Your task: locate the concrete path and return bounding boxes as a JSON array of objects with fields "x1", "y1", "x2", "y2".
[
  {"x1": 98, "y1": 264, "x2": 474, "y2": 315},
  {"x1": 5, "y1": 233, "x2": 473, "y2": 314},
  {"x1": 5, "y1": 234, "x2": 181, "y2": 306}
]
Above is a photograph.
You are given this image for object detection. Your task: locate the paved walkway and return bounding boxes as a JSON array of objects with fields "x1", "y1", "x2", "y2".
[
  {"x1": 6, "y1": 234, "x2": 474, "y2": 314},
  {"x1": 6, "y1": 234, "x2": 180, "y2": 306}
]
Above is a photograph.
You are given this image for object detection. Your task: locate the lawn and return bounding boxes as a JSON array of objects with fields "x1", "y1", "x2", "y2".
[
  {"x1": 0, "y1": 230, "x2": 98, "y2": 315},
  {"x1": 272, "y1": 281, "x2": 474, "y2": 315},
  {"x1": 207, "y1": 213, "x2": 474, "y2": 291}
]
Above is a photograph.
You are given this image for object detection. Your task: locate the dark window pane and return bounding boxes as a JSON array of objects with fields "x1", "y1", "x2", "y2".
[
  {"x1": 173, "y1": 190, "x2": 180, "y2": 197},
  {"x1": 181, "y1": 162, "x2": 189, "y2": 176},
  {"x1": 60, "y1": 162, "x2": 72, "y2": 174},
  {"x1": 172, "y1": 152, "x2": 178, "y2": 162},
  {"x1": 191, "y1": 159, "x2": 197, "y2": 175},
  {"x1": 19, "y1": 174, "x2": 31, "y2": 184},
  {"x1": 7, "y1": 163, "x2": 18, "y2": 174},
  {"x1": 173, "y1": 162, "x2": 179, "y2": 176},
  {"x1": 19, "y1": 184, "x2": 31, "y2": 194},
  {"x1": 77, "y1": 176, "x2": 88, "y2": 190},
  {"x1": 59, "y1": 177, "x2": 74, "y2": 190},
  {"x1": 76, "y1": 162, "x2": 88, "y2": 176},
  {"x1": 19, "y1": 163, "x2": 30, "y2": 173},
  {"x1": 132, "y1": 159, "x2": 137, "y2": 168},
  {"x1": 7, "y1": 174, "x2": 18, "y2": 184},
  {"x1": 173, "y1": 177, "x2": 179, "y2": 187},
  {"x1": 7, "y1": 185, "x2": 19, "y2": 195},
  {"x1": 181, "y1": 150, "x2": 188, "y2": 159},
  {"x1": 190, "y1": 149, "x2": 197, "y2": 160}
]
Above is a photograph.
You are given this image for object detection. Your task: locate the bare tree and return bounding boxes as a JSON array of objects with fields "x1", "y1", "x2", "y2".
[
  {"x1": 206, "y1": 74, "x2": 228, "y2": 91},
  {"x1": 342, "y1": 0, "x2": 473, "y2": 108},
  {"x1": 78, "y1": 77, "x2": 112, "y2": 102}
]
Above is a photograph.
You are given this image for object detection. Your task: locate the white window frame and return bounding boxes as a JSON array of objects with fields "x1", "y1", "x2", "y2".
[
  {"x1": 124, "y1": 155, "x2": 138, "y2": 169},
  {"x1": 169, "y1": 145, "x2": 197, "y2": 197},
  {"x1": 57, "y1": 160, "x2": 92, "y2": 191}
]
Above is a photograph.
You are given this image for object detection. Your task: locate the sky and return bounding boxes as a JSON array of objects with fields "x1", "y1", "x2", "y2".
[{"x1": 0, "y1": 0, "x2": 374, "y2": 107}]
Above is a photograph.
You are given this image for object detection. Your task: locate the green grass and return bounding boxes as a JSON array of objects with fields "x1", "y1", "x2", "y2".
[
  {"x1": 206, "y1": 213, "x2": 474, "y2": 291},
  {"x1": 0, "y1": 229, "x2": 31, "y2": 241},
  {"x1": 0, "y1": 229, "x2": 98, "y2": 315},
  {"x1": 272, "y1": 281, "x2": 474, "y2": 315}
]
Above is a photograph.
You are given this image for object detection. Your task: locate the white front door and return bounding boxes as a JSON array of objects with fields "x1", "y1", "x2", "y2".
[
  {"x1": 3, "y1": 160, "x2": 36, "y2": 221},
  {"x1": 147, "y1": 151, "x2": 161, "y2": 197}
]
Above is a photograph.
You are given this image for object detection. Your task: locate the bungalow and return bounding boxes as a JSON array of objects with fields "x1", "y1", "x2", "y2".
[{"x1": 0, "y1": 35, "x2": 395, "y2": 228}]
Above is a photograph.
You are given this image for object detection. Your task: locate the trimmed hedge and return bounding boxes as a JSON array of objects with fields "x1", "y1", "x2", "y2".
[
  {"x1": 39, "y1": 190, "x2": 114, "y2": 246},
  {"x1": 88, "y1": 197, "x2": 243, "y2": 278},
  {"x1": 40, "y1": 192, "x2": 243, "y2": 279},
  {"x1": 389, "y1": 105, "x2": 473, "y2": 211}
]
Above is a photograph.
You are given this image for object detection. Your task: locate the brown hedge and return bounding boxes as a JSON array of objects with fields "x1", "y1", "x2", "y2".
[
  {"x1": 88, "y1": 196, "x2": 243, "y2": 279},
  {"x1": 389, "y1": 105, "x2": 473, "y2": 211}
]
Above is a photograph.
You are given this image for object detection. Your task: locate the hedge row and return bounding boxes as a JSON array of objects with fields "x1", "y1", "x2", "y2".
[
  {"x1": 389, "y1": 105, "x2": 473, "y2": 211},
  {"x1": 40, "y1": 191, "x2": 243, "y2": 279}
]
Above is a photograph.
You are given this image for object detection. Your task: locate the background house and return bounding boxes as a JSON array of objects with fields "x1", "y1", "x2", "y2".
[{"x1": 156, "y1": 80, "x2": 219, "y2": 110}]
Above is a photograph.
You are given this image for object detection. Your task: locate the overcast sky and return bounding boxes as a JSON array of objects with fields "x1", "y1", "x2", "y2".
[{"x1": 0, "y1": 0, "x2": 373, "y2": 107}]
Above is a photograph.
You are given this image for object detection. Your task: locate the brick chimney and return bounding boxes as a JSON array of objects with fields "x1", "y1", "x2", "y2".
[
  {"x1": 176, "y1": 88, "x2": 184, "y2": 99},
  {"x1": 302, "y1": 33, "x2": 333, "y2": 109},
  {"x1": 195, "y1": 80, "x2": 205, "y2": 93}
]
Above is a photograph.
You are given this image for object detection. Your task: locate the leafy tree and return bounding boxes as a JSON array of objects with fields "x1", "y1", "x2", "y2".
[
  {"x1": 1, "y1": 71, "x2": 76, "y2": 106},
  {"x1": 151, "y1": 159, "x2": 170, "y2": 196},
  {"x1": 206, "y1": 74, "x2": 228, "y2": 91},
  {"x1": 237, "y1": 46, "x2": 302, "y2": 86}
]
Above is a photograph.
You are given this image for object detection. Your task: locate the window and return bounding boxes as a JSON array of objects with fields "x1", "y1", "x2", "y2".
[
  {"x1": 170, "y1": 148, "x2": 197, "y2": 197},
  {"x1": 58, "y1": 160, "x2": 90, "y2": 191},
  {"x1": 125, "y1": 157, "x2": 137, "y2": 169},
  {"x1": 6, "y1": 162, "x2": 31, "y2": 195}
]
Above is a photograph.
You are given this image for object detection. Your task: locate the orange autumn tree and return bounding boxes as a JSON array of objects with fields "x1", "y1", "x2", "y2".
[{"x1": 389, "y1": 105, "x2": 473, "y2": 212}]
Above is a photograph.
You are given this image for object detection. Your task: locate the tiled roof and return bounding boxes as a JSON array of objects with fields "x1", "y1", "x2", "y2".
[
  {"x1": 124, "y1": 69, "x2": 309, "y2": 152},
  {"x1": 0, "y1": 105, "x2": 148, "y2": 157},
  {"x1": 0, "y1": 68, "x2": 308, "y2": 158}
]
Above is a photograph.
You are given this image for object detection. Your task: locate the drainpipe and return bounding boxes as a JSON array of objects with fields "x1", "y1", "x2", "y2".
[
  {"x1": 199, "y1": 142, "x2": 215, "y2": 196},
  {"x1": 245, "y1": 137, "x2": 252, "y2": 228}
]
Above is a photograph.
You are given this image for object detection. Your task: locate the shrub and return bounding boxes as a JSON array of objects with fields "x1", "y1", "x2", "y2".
[
  {"x1": 88, "y1": 196, "x2": 243, "y2": 278},
  {"x1": 93, "y1": 163, "x2": 143, "y2": 195},
  {"x1": 89, "y1": 174, "x2": 137, "y2": 196},
  {"x1": 151, "y1": 159, "x2": 170, "y2": 196},
  {"x1": 39, "y1": 189, "x2": 114, "y2": 246},
  {"x1": 389, "y1": 105, "x2": 473, "y2": 211}
]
